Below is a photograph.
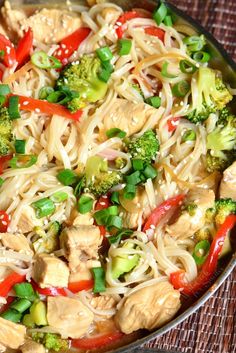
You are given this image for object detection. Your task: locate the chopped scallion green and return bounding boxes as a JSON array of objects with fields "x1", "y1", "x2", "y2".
[
  {"x1": 31, "y1": 198, "x2": 55, "y2": 218},
  {"x1": 179, "y1": 60, "x2": 198, "y2": 74},
  {"x1": 11, "y1": 298, "x2": 31, "y2": 313},
  {"x1": 182, "y1": 129, "x2": 196, "y2": 142},
  {"x1": 106, "y1": 215, "x2": 123, "y2": 230},
  {"x1": 14, "y1": 139, "x2": 26, "y2": 154},
  {"x1": 153, "y1": 2, "x2": 168, "y2": 25},
  {"x1": 118, "y1": 39, "x2": 132, "y2": 56},
  {"x1": 193, "y1": 240, "x2": 210, "y2": 265},
  {"x1": 9, "y1": 155, "x2": 37, "y2": 169},
  {"x1": 92, "y1": 267, "x2": 106, "y2": 293},
  {"x1": 143, "y1": 165, "x2": 158, "y2": 179},
  {"x1": 57, "y1": 169, "x2": 78, "y2": 186},
  {"x1": 0, "y1": 95, "x2": 6, "y2": 106},
  {"x1": 31, "y1": 51, "x2": 62, "y2": 69},
  {"x1": 93, "y1": 205, "x2": 118, "y2": 225},
  {"x1": 183, "y1": 35, "x2": 206, "y2": 53},
  {"x1": 0, "y1": 177, "x2": 4, "y2": 187},
  {"x1": 123, "y1": 184, "x2": 136, "y2": 200},
  {"x1": 0, "y1": 309, "x2": 22, "y2": 323},
  {"x1": 125, "y1": 171, "x2": 141, "y2": 185},
  {"x1": 39, "y1": 86, "x2": 54, "y2": 100},
  {"x1": 108, "y1": 229, "x2": 133, "y2": 244},
  {"x1": 132, "y1": 159, "x2": 144, "y2": 171},
  {"x1": 145, "y1": 96, "x2": 161, "y2": 108},
  {"x1": 0, "y1": 84, "x2": 11, "y2": 96},
  {"x1": 172, "y1": 80, "x2": 190, "y2": 97},
  {"x1": 98, "y1": 68, "x2": 111, "y2": 83},
  {"x1": 78, "y1": 195, "x2": 94, "y2": 214},
  {"x1": 50, "y1": 191, "x2": 68, "y2": 203},
  {"x1": 163, "y1": 15, "x2": 173, "y2": 26},
  {"x1": 96, "y1": 46, "x2": 113, "y2": 62},
  {"x1": 161, "y1": 61, "x2": 178, "y2": 79},
  {"x1": 192, "y1": 51, "x2": 210, "y2": 63},
  {"x1": 13, "y1": 282, "x2": 36, "y2": 301},
  {"x1": 111, "y1": 191, "x2": 120, "y2": 205},
  {"x1": 8, "y1": 96, "x2": 20, "y2": 120},
  {"x1": 106, "y1": 128, "x2": 126, "y2": 139}
]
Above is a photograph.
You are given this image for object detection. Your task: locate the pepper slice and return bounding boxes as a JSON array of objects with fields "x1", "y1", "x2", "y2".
[
  {"x1": 0, "y1": 155, "x2": 12, "y2": 174},
  {"x1": 0, "y1": 34, "x2": 16, "y2": 68},
  {"x1": 142, "y1": 194, "x2": 185, "y2": 232},
  {"x1": 144, "y1": 26, "x2": 165, "y2": 41},
  {"x1": 95, "y1": 195, "x2": 111, "y2": 237},
  {"x1": 115, "y1": 10, "x2": 152, "y2": 38},
  {"x1": 167, "y1": 117, "x2": 180, "y2": 132},
  {"x1": 170, "y1": 215, "x2": 236, "y2": 295},
  {"x1": 72, "y1": 331, "x2": 124, "y2": 349},
  {"x1": 31, "y1": 281, "x2": 67, "y2": 297},
  {"x1": 0, "y1": 210, "x2": 10, "y2": 232},
  {"x1": 54, "y1": 27, "x2": 91, "y2": 65},
  {"x1": 68, "y1": 280, "x2": 94, "y2": 293},
  {"x1": 0, "y1": 272, "x2": 26, "y2": 297},
  {"x1": 15, "y1": 28, "x2": 33, "y2": 68}
]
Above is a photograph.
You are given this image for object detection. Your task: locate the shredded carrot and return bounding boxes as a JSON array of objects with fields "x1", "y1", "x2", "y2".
[{"x1": 3, "y1": 61, "x2": 33, "y2": 84}]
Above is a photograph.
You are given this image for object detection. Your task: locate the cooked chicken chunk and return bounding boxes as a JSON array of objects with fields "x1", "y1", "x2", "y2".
[
  {"x1": 0, "y1": 317, "x2": 26, "y2": 350},
  {"x1": 66, "y1": 208, "x2": 94, "y2": 226},
  {"x1": 90, "y1": 295, "x2": 117, "y2": 318},
  {"x1": 69, "y1": 260, "x2": 101, "y2": 282},
  {"x1": 115, "y1": 281, "x2": 180, "y2": 334},
  {"x1": 21, "y1": 340, "x2": 45, "y2": 353},
  {"x1": 60, "y1": 225, "x2": 102, "y2": 272},
  {"x1": 100, "y1": 99, "x2": 155, "y2": 140},
  {"x1": 1, "y1": 1, "x2": 26, "y2": 39},
  {"x1": 100, "y1": 8, "x2": 120, "y2": 23},
  {"x1": 0, "y1": 233, "x2": 33, "y2": 255},
  {"x1": 219, "y1": 161, "x2": 236, "y2": 200},
  {"x1": 166, "y1": 189, "x2": 215, "y2": 239},
  {"x1": 0, "y1": 343, "x2": 5, "y2": 352},
  {"x1": 32, "y1": 254, "x2": 69, "y2": 288},
  {"x1": 18, "y1": 206, "x2": 43, "y2": 234},
  {"x1": 20, "y1": 9, "x2": 82, "y2": 44},
  {"x1": 47, "y1": 296, "x2": 94, "y2": 339}
]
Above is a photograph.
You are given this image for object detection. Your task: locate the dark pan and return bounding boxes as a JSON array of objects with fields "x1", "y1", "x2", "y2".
[{"x1": 1, "y1": 1, "x2": 235, "y2": 352}]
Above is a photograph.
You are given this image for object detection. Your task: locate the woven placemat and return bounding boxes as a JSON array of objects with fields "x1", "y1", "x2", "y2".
[{"x1": 144, "y1": 1, "x2": 236, "y2": 353}]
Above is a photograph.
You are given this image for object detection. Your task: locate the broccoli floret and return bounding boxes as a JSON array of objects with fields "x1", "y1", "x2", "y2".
[
  {"x1": 56, "y1": 55, "x2": 108, "y2": 111},
  {"x1": 186, "y1": 67, "x2": 233, "y2": 124},
  {"x1": 206, "y1": 150, "x2": 236, "y2": 173},
  {"x1": 194, "y1": 227, "x2": 212, "y2": 242},
  {"x1": 183, "y1": 203, "x2": 198, "y2": 216},
  {"x1": 125, "y1": 130, "x2": 160, "y2": 163},
  {"x1": 32, "y1": 333, "x2": 68, "y2": 352},
  {"x1": 215, "y1": 198, "x2": 236, "y2": 225},
  {"x1": 0, "y1": 107, "x2": 13, "y2": 155},
  {"x1": 88, "y1": 171, "x2": 121, "y2": 197},
  {"x1": 33, "y1": 221, "x2": 60, "y2": 254}
]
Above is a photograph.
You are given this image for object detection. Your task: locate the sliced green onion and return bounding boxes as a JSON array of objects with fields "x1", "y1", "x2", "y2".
[
  {"x1": 50, "y1": 191, "x2": 68, "y2": 203},
  {"x1": 9, "y1": 155, "x2": 37, "y2": 169},
  {"x1": 101, "y1": 60, "x2": 114, "y2": 73},
  {"x1": 39, "y1": 86, "x2": 54, "y2": 100},
  {"x1": 106, "y1": 215, "x2": 123, "y2": 230},
  {"x1": 31, "y1": 198, "x2": 55, "y2": 218},
  {"x1": 182, "y1": 129, "x2": 196, "y2": 142},
  {"x1": 96, "y1": 47, "x2": 113, "y2": 62},
  {"x1": 145, "y1": 96, "x2": 161, "y2": 108},
  {"x1": 183, "y1": 35, "x2": 205, "y2": 52},
  {"x1": 161, "y1": 61, "x2": 178, "y2": 79},
  {"x1": 57, "y1": 169, "x2": 78, "y2": 186},
  {"x1": 132, "y1": 159, "x2": 144, "y2": 171},
  {"x1": 31, "y1": 51, "x2": 62, "y2": 69},
  {"x1": 163, "y1": 15, "x2": 173, "y2": 26},
  {"x1": 8, "y1": 95, "x2": 20, "y2": 120},
  {"x1": 14, "y1": 139, "x2": 26, "y2": 154},
  {"x1": 111, "y1": 191, "x2": 120, "y2": 205},
  {"x1": 0, "y1": 50, "x2": 5, "y2": 57},
  {"x1": 0, "y1": 84, "x2": 11, "y2": 96},
  {"x1": 108, "y1": 229, "x2": 133, "y2": 244},
  {"x1": 92, "y1": 267, "x2": 106, "y2": 293},
  {"x1": 153, "y1": 2, "x2": 168, "y2": 25},
  {"x1": 0, "y1": 309, "x2": 22, "y2": 323},
  {"x1": 143, "y1": 165, "x2": 158, "y2": 179},
  {"x1": 172, "y1": 80, "x2": 190, "y2": 97},
  {"x1": 11, "y1": 298, "x2": 31, "y2": 313},
  {"x1": 193, "y1": 240, "x2": 210, "y2": 265},
  {"x1": 106, "y1": 128, "x2": 126, "y2": 139},
  {"x1": 93, "y1": 205, "x2": 118, "y2": 225},
  {"x1": 13, "y1": 282, "x2": 36, "y2": 301},
  {"x1": 125, "y1": 171, "x2": 141, "y2": 185},
  {"x1": 78, "y1": 195, "x2": 93, "y2": 214},
  {"x1": 46, "y1": 91, "x2": 69, "y2": 104},
  {"x1": 74, "y1": 176, "x2": 85, "y2": 198},
  {"x1": 118, "y1": 39, "x2": 132, "y2": 56},
  {"x1": 192, "y1": 51, "x2": 210, "y2": 63},
  {"x1": 123, "y1": 184, "x2": 136, "y2": 200},
  {"x1": 98, "y1": 68, "x2": 111, "y2": 83},
  {"x1": 0, "y1": 177, "x2": 4, "y2": 187},
  {"x1": 0, "y1": 95, "x2": 6, "y2": 106},
  {"x1": 179, "y1": 60, "x2": 198, "y2": 74}
]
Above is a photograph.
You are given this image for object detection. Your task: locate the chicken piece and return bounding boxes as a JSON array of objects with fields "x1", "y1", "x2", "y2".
[
  {"x1": 100, "y1": 8, "x2": 121, "y2": 23},
  {"x1": 60, "y1": 225, "x2": 102, "y2": 272},
  {"x1": 19, "y1": 9, "x2": 82, "y2": 44},
  {"x1": 99, "y1": 99, "x2": 155, "y2": 140},
  {"x1": 0, "y1": 233, "x2": 33, "y2": 255},
  {"x1": 18, "y1": 206, "x2": 43, "y2": 234},
  {"x1": 32, "y1": 254, "x2": 69, "y2": 288},
  {"x1": 1, "y1": 1, "x2": 27, "y2": 40},
  {"x1": 47, "y1": 296, "x2": 94, "y2": 339},
  {"x1": 69, "y1": 260, "x2": 101, "y2": 282},
  {"x1": 0, "y1": 343, "x2": 5, "y2": 352},
  {"x1": 0, "y1": 317, "x2": 26, "y2": 350},
  {"x1": 90, "y1": 295, "x2": 117, "y2": 318},
  {"x1": 219, "y1": 161, "x2": 236, "y2": 200},
  {"x1": 166, "y1": 189, "x2": 215, "y2": 239},
  {"x1": 21, "y1": 340, "x2": 45, "y2": 353},
  {"x1": 66, "y1": 208, "x2": 94, "y2": 226},
  {"x1": 115, "y1": 281, "x2": 180, "y2": 334}
]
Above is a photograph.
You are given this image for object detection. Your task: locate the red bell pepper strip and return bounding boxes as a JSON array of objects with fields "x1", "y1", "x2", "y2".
[
  {"x1": 14, "y1": 95, "x2": 82, "y2": 121},
  {"x1": 0, "y1": 69, "x2": 3, "y2": 81},
  {"x1": 0, "y1": 33, "x2": 16, "y2": 68},
  {"x1": 15, "y1": 28, "x2": 33, "y2": 68},
  {"x1": 144, "y1": 26, "x2": 165, "y2": 41},
  {"x1": 0, "y1": 272, "x2": 26, "y2": 297},
  {"x1": 95, "y1": 195, "x2": 110, "y2": 237},
  {"x1": 54, "y1": 27, "x2": 91, "y2": 65},
  {"x1": 0, "y1": 210, "x2": 10, "y2": 232},
  {"x1": 31, "y1": 280, "x2": 67, "y2": 297},
  {"x1": 0, "y1": 155, "x2": 12, "y2": 174},
  {"x1": 170, "y1": 215, "x2": 236, "y2": 295},
  {"x1": 68, "y1": 279, "x2": 94, "y2": 293},
  {"x1": 167, "y1": 117, "x2": 180, "y2": 132},
  {"x1": 72, "y1": 331, "x2": 124, "y2": 350},
  {"x1": 115, "y1": 10, "x2": 152, "y2": 38},
  {"x1": 142, "y1": 194, "x2": 185, "y2": 232}
]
